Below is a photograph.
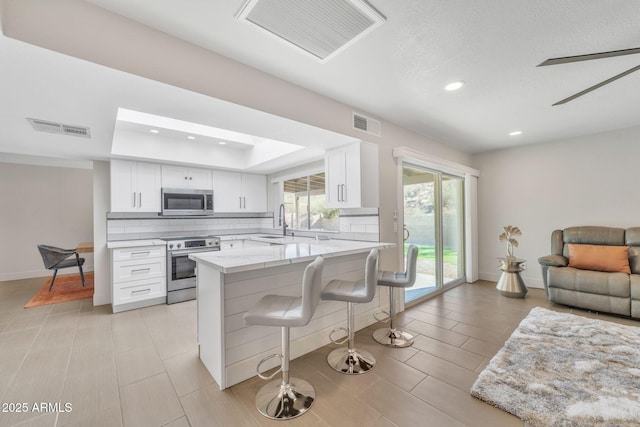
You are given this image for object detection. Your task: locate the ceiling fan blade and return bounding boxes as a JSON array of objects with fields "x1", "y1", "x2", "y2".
[
  {"x1": 552, "y1": 64, "x2": 640, "y2": 106},
  {"x1": 539, "y1": 47, "x2": 640, "y2": 66}
]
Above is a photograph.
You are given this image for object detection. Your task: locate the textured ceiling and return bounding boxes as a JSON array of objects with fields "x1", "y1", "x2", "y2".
[
  {"x1": 82, "y1": 0, "x2": 640, "y2": 152},
  {"x1": 1, "y1": 0, "x2": 639, "y2": 168}
]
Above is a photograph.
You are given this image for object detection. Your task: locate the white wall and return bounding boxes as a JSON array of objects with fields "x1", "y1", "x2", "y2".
[
  {"x1": 92, "y1": 160, "x2": 110, "y2": 305},
  {"x1": 0, "y1": 162, "x2": 93, "y2": 281},
  {"x1": 472, "y1": 125, "x2": 640, "y2": 289}
]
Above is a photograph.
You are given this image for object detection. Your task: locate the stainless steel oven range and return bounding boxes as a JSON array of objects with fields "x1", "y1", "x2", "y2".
[{"x1": 164, "y1": 235, "x2": 220, "y2": 304}]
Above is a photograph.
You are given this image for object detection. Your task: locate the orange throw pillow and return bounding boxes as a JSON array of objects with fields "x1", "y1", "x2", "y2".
[{"x1": 567, "y1": 244, "x2": 631, "y2": 274}]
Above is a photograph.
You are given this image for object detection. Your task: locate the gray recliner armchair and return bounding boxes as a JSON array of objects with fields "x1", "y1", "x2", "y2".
[
  {"x1": 37, "y1": 245, "x2": 86, "y2": 291},
  {"x1": 538, "y1": 226, "x2": 640, "y2": 318}
]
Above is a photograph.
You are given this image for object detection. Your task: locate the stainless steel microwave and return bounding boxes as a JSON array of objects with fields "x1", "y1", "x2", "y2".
[{"x1": 161, "y1": 188, "x2": 213, "y2": 216}]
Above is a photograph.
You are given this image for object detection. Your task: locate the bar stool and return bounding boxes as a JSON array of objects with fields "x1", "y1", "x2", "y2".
[
  {"x1": 373, "y1": 244, "x2": 419, "y2": 348},
  {"x1": 243, "y1": 257, "x2": 324, "y2": 420},
  {"x1": 321, "y1": 248, "x2": 379, "y2": 374}
]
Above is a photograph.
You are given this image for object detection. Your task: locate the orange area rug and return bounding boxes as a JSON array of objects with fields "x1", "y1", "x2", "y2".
[{"x1": 24, "y1": 273, "x2": 94, "y2": 308}]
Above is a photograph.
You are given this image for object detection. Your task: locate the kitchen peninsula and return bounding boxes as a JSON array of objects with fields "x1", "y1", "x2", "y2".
[{"x1": 190, "y1": 238, "x2": 393, "y2": 389}]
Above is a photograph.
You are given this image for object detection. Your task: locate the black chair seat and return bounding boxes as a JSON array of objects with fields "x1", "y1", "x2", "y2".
[{"x1": 55, "y1": 258, "x2": 86, "y2": 269}]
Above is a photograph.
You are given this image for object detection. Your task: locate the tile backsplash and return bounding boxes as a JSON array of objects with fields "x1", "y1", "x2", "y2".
[{"x1": 107, "y1": 208, "x2": 379, "y2": 242}]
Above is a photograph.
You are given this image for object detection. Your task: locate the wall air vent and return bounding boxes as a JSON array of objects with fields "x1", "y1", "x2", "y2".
[
  {"x1": 352, "y1": 112, "x2": 381, "y2": 136},
  {"x1": 236, "y1": 0, "x2": 385, "y2": 62},
  {"x1": 27, "y1": 118, "x2": 91, "y2": 138}
]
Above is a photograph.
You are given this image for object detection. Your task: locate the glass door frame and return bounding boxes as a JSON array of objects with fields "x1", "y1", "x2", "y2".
[{"x1": 398, "y1": 160, "x2": 467, "y2": 309}]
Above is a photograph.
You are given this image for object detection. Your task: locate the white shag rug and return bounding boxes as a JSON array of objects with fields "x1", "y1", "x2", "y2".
[{"x1": 470, "y1": 307, "x2": 640, "y2": 427}]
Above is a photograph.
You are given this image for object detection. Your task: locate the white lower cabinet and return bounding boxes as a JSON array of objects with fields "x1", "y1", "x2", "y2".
[
  {"x1": 111, "y1": 245, "x2": 166, "y2": 313},
  {"x1": 114, "y1": 277, "x2": 165, "y2": 306}
]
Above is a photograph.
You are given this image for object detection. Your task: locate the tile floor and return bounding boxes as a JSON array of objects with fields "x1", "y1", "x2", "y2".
[{"x1": 1, "y1": 277, "x2": 638, "y2": 427}]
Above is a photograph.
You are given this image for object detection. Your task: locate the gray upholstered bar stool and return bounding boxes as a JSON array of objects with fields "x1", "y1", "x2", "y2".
[
  {"x1": 320, "y1": 248, "x2": 379, "y2": 374},
  {"x1": 373, "y1": 244, "x2": 419, "y2": 348},
  {"x1": 243, "y1": 257, "x2": 324, "y2": 420}
]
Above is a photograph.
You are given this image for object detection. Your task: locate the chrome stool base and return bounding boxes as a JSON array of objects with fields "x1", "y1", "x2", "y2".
[
  {"x1": 372, "y1": 327, "x2": 415, "y2": 348},
  {"x1": 255, "y1": 378, "x2": 315, "y2": 420},
  {"x1": 327, "y1": 347, "x2": 375, "y2": 374}
]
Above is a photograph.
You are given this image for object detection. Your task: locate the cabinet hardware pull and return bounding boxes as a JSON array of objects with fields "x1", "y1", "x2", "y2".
[
  {"x1": 131, "y1": 288, "x2": 151, "y2": 294},
  {"x1": 139, "y1": 192, "x2": 142, "y2": 207},
  {"x1": 132, "y1": 192, "x2": 136, "y2": 208},
  {"x1": 243, "y1": 196, "x2": 246, "y2": 209},
  {"x1": 239, "y1": 196, "x2": 242, "y2": 208},
  {"x1": 341, "y1": 184, "x2": 346, "y2": 202},
  {"x1": 131, "y1": 251, "x2": 150, "y2": 256},
  {"x1": 337, "y1": 185, "x2": 341, "y2": 202},
  {"x1": 131, "y1": 268, "x2": 151, "y2": 274}
]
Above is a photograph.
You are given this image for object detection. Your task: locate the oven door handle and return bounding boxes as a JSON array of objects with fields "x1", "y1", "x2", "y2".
[{"x1": 170, "y1": 248, "x2": 220, "y2": 257}]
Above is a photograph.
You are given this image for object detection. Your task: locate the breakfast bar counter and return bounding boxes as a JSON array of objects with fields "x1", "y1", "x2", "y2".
[{"x1": 190, "y1": 239, "x2": 393, "y2": 389}]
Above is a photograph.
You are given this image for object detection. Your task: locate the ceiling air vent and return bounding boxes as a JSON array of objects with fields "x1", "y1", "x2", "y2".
[
  {"x1": 352, "y1": 112, "x2": 381, "y2": 136},
  {"x1": 27, "y1": 118, "x2": 91, "y2": 138},
  {"x1": 236, "y1": 0, "x2": 385, "y2": 62}
]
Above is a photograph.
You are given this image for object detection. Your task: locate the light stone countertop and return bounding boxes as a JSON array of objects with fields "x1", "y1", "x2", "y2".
[
  {"x1": 190, "y1": 240, "x2": 394, "y2": 274},
  {"x1": 219, "y1": 234, "x2": 325, "y2": 244},
  {"x1": 106, "y1": 239, "x2": 167, "y2": 249}
]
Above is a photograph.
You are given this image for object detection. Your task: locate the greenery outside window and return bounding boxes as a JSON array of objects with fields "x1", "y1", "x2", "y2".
[{"x1": 283, "y1": 173, "x2": 339, "y2": 232}]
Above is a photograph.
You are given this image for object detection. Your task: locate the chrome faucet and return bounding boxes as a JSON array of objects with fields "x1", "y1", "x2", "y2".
[{"x1": 278, "y1": 203, "x2": 288, "y2": 236}]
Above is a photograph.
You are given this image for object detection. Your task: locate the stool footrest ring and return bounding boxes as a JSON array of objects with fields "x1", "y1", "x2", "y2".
[
  {"x1": 329, "y1": 327, "x2": 349, "y2": 345},
  {"x1": 373, "y1": 310, "x2": 390, "y2": 323},
  {"x1": 256, "y1": 353, "x2": 283, "y2": 380}
]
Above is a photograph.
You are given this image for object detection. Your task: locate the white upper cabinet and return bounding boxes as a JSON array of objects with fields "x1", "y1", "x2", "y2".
[
  {"x1": 213, "y1": 170, "x2": 267, "y2": 212},
  {"x1": 161, "y1": 165, "x2": 213, "y2": 190},
  {"x1": 241, "y1": 173, "x2": 267, "y2": 212},
  {"x1": 111, "y1": 160, "x2": 161, "y2": 213},
  {"x1": 325, "y1": 141, "x2": 379, "y2": 209}
]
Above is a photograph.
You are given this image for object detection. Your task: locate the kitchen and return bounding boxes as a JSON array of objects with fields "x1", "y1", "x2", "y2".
[
  {"x1": 105, "y1": 141, "x2": 381, "y2": 312},
  {"x1": 90, "y1": 127, "x2": 393, "y2": 403}
]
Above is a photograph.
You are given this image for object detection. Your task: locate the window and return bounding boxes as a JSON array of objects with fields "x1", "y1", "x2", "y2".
[{"x1": 283, "y1": 172, "x2": 339, "y2": 232}]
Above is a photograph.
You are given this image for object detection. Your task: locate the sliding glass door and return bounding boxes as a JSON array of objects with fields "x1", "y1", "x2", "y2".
[
  {"x1": 442, "y1": 174, "x2": 465, "y2": 286},
  {"x1": 403, "y1": 164, "x2": 465, "y2": 305}
]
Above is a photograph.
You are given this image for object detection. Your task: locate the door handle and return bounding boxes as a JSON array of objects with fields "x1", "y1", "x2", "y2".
[{"x1": 403, "y1": 224, "x2": 410, "y2": 241}]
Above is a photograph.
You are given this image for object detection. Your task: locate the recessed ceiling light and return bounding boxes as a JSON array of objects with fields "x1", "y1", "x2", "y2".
[
  {"x1": 187, "y1": 135, "x2": 195, "y2": 140},
  {"x1": 444, "y1": 81, "x2": 465, "y2": 91},
  {"x1": 509, "y1": 130, "x2": 523, "y2": 136},
  {"x1": 149, "y1": 129, "x2": 159, "y2": 134},
  {"x1": 218, "y1": 141, "x2": 227, "y2": 145}
]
